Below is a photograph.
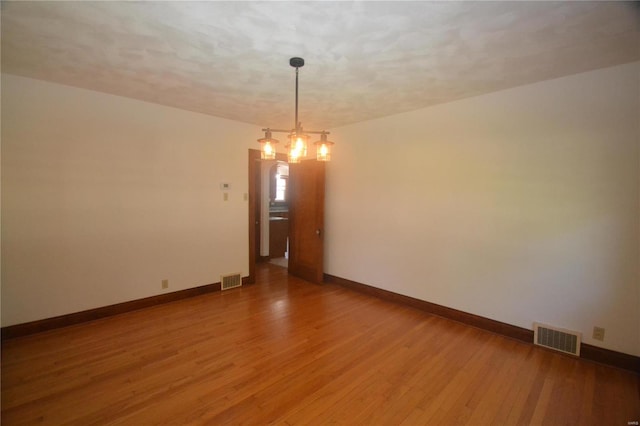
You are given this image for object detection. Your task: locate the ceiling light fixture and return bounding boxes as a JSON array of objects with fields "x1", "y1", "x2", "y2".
[{"x1": 258, "y1": 57, "x2": 334, "y2": 163}]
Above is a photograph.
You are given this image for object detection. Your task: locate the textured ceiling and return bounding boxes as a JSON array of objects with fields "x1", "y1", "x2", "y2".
[{"x1": 2, "y1": 1, "x2": 639, "y2": 130}]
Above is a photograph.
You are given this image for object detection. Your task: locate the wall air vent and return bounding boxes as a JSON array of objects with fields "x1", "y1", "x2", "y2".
[
  {"x1": 221, "y1": 273, "x2": 242, "y2": 291},
  {"x1": 533, "y1": 322, "x2": 581, "y2": 356}
]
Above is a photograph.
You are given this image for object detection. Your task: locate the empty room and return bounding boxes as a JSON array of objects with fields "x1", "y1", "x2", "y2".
[{"x1": 1, "y1": 1, "x2": 639, "y2": 424}]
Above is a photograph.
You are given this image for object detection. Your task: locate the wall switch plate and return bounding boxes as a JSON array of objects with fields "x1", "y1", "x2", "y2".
[
  {"x1": 223, "y1": 193, "x2": 229, "y2": 201},
  {"x1": 162, "y1": 279, "x2": 169, "y2": 289},
  {"x1": 592, "y1": 326, "x2": 605, "y2": 341}
]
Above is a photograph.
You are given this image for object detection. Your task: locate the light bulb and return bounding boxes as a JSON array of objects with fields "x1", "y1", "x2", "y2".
[{"x1": 289, "y1": 148, "x2": 300, "y2": 163}]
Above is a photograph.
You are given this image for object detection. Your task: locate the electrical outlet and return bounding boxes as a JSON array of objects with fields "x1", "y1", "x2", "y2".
[
  {"x1": 592, "y1": 326, "x2": 605, "y2": 341},
  {"x1": 162, "y1": 279, "x2": 169, "y2": 289}
]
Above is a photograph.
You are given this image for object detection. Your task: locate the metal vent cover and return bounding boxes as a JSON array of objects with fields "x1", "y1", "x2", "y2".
[
  {"x1": 221, "y1": 273, "x2": 242, "y2": 291},
  {"x1": 533, "y1": 322, "x2": 581, "y2": 356}
]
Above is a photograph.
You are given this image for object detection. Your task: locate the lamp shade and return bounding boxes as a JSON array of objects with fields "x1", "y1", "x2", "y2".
[
  {"x1": 287, "y1": 132, "x2": 309, "y2": 163},
  {"x1": 314, "y1": 133, "x2": 334, "y2": 162},
  {"x1": 258, "y1": 130, "x2": 279, "y2": 160}
]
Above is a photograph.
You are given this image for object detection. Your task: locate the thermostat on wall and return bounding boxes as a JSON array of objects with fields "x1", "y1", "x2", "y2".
[{"x1": 220, "y1": 182, "x2": 231, "y2": 190}]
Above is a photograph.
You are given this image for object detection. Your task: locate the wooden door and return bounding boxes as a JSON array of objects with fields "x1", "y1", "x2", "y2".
[{"x1": 288, "y1": 159, "x2": 325, "y2": 283}]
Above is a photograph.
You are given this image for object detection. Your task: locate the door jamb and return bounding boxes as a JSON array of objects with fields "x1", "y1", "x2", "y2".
[{"x1": 247, "y1": 149, "x2": 260, "y2": 283}]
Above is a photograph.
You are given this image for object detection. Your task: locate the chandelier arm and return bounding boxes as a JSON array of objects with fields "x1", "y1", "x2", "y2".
[
  {"x1": 296, "y1": 130, "x2": 327, "y2": 135},
  {"x1": 262, "y1": 128, "x2": 329, "y2": 135},
  {"x1": 262, "y1": 128, "x2": 292, "y2": 133}
]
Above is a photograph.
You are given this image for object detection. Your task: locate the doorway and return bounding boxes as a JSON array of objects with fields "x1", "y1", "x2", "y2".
[
  {"x1": 248, "y1": 149, "x2": 326, "y2": 284},
  {"x1": 247, "y1": 149, "x2": 289, "y2": 283},
  {"x1": 265, "y1": 160, "x2": 290, "y2": 268}
]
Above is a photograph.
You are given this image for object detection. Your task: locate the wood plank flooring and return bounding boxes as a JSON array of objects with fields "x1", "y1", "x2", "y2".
[{"x1": 2, "y1": 263, "x2": 639, "y2": 425}]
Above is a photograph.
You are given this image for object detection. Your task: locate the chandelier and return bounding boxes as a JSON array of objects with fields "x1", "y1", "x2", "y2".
[{"x1": 257, "y1": 57, "x2": 334, "y2": 163}]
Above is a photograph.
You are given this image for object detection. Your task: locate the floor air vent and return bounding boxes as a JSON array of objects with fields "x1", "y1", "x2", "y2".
[
  {"x1": 221, "y1": 273, "x2": 242, "y2": 291},
  {"x1": 533, "y1": 323, "x2": 581, "y2": 356}
]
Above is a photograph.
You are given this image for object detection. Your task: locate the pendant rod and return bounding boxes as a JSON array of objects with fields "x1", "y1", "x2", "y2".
[{"x1": 295, "y1": 66, "x2": 299, "y2": 133}]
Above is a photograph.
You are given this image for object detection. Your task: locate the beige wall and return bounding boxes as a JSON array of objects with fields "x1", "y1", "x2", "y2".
[
  {"x1": 3, "y1": 64, "x2": 639, "y2": 357},
  {"x1": 326, "y1": 62, "x2": 640, "y2": 356},
  {"x1": 1, "y1": 74, "x2": 259, "y2": 326}
]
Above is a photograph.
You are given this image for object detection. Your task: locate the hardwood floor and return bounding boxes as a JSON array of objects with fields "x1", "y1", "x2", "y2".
[{"x1": 2, "y1": 263, "x2": 639, "y2": 425}]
